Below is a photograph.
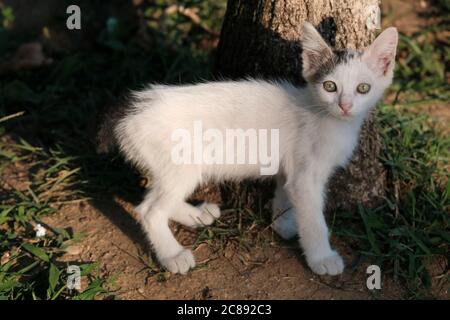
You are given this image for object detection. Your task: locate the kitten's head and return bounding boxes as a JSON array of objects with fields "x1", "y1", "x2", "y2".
[{"x1": 301, "y1": 22, "x2": 398, "y2": 120}]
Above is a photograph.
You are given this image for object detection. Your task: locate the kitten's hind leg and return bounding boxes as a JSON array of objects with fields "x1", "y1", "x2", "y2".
[
  {"x1": 136, "y1": 185, "x2": 197, "y2": 274},
  {"x1": 170, "y1": 202, "x2": 221, "y2": 228}
]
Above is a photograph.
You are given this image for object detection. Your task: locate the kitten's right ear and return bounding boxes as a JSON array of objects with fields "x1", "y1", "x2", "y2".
[
  {"x1": 301, "y1": 22, "x2": 333, "y2": 80},
  {"x1": 362, "y1": 27, "x2": 398, "y2": 77}
]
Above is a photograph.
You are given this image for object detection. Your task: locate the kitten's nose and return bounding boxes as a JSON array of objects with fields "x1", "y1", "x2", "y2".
[{"x1": 339, "y1": 102, "x2": 352, "y2": 114}]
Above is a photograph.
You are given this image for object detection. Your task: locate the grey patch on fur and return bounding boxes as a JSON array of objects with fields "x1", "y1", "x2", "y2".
[
  {"x1": 334, "y1": 49, "x2": 363, "y2": 64},
  {"x1": 96, "y1": 94, "x2": 137, "y2": 154},
  {"x1": 308, "y1": 49, "x2": 363, "y2": 83}
]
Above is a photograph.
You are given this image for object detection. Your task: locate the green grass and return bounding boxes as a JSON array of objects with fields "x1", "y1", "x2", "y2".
[
  {"x1": 0, "y1": 0, "x2": 449, "y2": 299},
  {"x1": 335, "y1": 104, "x2": 449, "y2": 298},
  {"x1": 0, "y1": 141, "x2": 113, "y2": 299}
]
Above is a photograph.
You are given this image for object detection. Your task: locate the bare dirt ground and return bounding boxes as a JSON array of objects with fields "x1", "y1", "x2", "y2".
[{"x1": 41, "y1": 200, "x2": 405, "y2": 300}]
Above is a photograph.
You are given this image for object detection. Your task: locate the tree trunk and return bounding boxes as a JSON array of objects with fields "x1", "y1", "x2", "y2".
[{"x1": 212, "y1": 0, "x2": 386, "y2": 212}]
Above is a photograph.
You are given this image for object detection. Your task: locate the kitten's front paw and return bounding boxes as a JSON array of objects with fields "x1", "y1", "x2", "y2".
[
  {"x1": 196, "y1": 202, "x2": 221, "y2": 226},
  {"x1": 307, "y1": 251, "x2": 344, "y2": 276},
  {"x1": 160, "y1": 249, "x2": 195, "y2": 274}
]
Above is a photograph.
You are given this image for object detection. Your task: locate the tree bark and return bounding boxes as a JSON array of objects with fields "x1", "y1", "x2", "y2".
[{"x1": 212, "y1": 0, "x2": 386, "y2": 212}]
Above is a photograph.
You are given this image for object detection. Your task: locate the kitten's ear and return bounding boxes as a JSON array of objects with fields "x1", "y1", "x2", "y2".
[
  {"x1": 362, "y1": 27, "x2": 398, "y2": 77},
  {"x1": 301, "y1": 22, "x2": 333, "y2": 80}
]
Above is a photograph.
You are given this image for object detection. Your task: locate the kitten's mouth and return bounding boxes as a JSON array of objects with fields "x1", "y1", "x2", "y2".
[{"x1": 335, "y1": 110, "x2": 353, "y2": 120}]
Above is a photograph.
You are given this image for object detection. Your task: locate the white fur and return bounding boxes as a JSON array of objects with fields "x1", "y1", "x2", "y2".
[{"x1": 113, "y1": 23, "x2": 397, "y2": 275}]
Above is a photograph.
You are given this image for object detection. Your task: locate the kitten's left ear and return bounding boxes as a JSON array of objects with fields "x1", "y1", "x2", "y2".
[
  {"x1": 301, "y1": 22, "x2": 334, "y2": 80},
  {"x1": 362, "y1": 27, "x2": 398, "y2": 77}
]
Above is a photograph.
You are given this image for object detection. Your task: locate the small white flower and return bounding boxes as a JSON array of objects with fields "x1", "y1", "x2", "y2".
[{"x1": 35, "y1": 224, "x2": 46, "y2": 237}]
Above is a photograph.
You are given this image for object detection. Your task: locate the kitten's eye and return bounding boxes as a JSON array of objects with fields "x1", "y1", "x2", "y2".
[
  {"x1": 323, "y1": 81, "x2": 337, "y2": 92},
  {"x1": 357, "y1": 83, "x2": 371, "y2": 94}
]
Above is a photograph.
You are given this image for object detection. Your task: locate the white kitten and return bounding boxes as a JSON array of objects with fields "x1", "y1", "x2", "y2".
[{"x1": 98, "y1": 23, "x2": 398, "y2": 276}]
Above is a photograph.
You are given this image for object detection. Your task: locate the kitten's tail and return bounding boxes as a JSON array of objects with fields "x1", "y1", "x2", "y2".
[
  {"x1": 96, "y1": 113, "x2": 117, "y2": 154},
  {"x1": 96, "y1": 98, "x2": 128, "y2": 154}
]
